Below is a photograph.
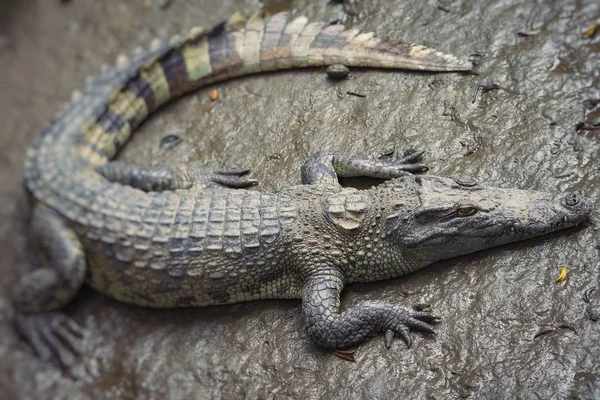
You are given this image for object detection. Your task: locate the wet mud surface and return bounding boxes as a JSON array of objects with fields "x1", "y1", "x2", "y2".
[{"x1": 0, "y1": 0, "x2": 599, "y2": 399}]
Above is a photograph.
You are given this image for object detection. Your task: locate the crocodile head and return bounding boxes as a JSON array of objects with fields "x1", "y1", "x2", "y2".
[{"x1": 381, "y1": 175, "x2": 593, "y2": 265}]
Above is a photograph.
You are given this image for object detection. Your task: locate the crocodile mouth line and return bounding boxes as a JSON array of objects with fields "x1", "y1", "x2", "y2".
[
  {"x1": 458, "y1": 218, "x2": 584, "y2": 239},
  {"x1": 415, "y1": 217, "x2": 583, "y2": 246}
]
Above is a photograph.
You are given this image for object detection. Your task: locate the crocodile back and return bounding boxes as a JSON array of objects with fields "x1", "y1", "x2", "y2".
[{"x1": 82, "y1": 188, "x2": 301, "y2": 307}]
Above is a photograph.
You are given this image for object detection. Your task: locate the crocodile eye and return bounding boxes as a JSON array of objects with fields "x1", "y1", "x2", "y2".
[{"x1": 456, "y1": 205, "x2": 477, "y2": 216}]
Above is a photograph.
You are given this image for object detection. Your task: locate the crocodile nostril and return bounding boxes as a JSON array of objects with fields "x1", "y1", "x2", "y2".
[{"x1": 564, "y1": 193, "x2": 581, "y2": 207}]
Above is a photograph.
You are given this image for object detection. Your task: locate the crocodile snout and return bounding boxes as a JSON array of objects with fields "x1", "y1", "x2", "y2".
[{"x1": 556, "y1": 191, "x2": 592, "y2": 226}]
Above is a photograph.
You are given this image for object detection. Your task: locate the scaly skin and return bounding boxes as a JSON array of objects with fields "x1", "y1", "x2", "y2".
[{"x1": 14, "y1": 11, "x2": 592, "y2": 365}]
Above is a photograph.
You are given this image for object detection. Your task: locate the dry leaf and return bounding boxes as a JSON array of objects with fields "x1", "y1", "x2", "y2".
[
  {"x1": 518, "y1": 29, "x2": 541, "y2": 37},
  {"x1": 582, "y1": 23, "x2": 599, "y2": 39},
  {"x1": 556, "y1": 267, "x2": 568, "y2": 283}
]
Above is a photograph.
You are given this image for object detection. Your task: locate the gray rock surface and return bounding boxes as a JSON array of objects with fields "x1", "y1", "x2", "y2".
[{"x1": 0, "y1": 0, "x2": 598, "y2": 398}]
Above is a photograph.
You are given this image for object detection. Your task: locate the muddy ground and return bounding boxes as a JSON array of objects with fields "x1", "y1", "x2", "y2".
[{"x1": 0, "y1": 0, "x2": 599, "y2": 399}]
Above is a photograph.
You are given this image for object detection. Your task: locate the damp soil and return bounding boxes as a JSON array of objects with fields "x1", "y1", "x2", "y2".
[{"x1": 0, "y1": 0, "x2": 599, "y2": 399}]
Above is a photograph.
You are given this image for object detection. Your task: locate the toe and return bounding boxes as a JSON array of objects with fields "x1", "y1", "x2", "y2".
[
  {"x1": 407, "y1": 318, "x2": 437, "y2": 334},
  {"x1": 15, "y1": 314, "x2": 52, "y2": 361},
  {"x1": 29, "y1": 327, "x2": 53, "y2": 361},
  {"x1": 62, "y1": 316, "x2": 86, "y2": 338},
  {"x1": 14, "y1": 312, "x2": 84, "y2": 366},
  {"x1": 411, "y1": 311, "x2": 442, "y2": 323},
  {"x1": 384, "y1": 329, "x2": 395, "y2": 349},
  {"x1": 54, "y1": 324, "x2": 82, "y2": 354},
  {"x1": 214, "y1": 168, "x2": 251, "y2": 176},
  {"x1": 412, "y1": 303, "x2": 432, "y2": 311},
  {"x1": 397, "y1": 149, "x2": 425, "y2": 164},
  {"x1": 40, "y1": 326, "x2": 76, "y2": 367},
  {"x1": 395, "y1": 325, "x2": 412, "y2": 348},
  {"x1": 402, "y1": 163, "x2": 429, "y2": 173}
]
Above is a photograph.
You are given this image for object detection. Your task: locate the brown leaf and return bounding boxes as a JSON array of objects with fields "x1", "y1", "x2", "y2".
[
  {"x1": 518, "y1": 29, "x2": 541, "y2": 37},
  {"x1": 582, "y1": 23, "x2": 599, "y2": 39}
]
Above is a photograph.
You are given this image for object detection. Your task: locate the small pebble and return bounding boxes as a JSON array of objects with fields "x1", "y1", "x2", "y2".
[
  {"x1": 159, "y1": 134, "x2": 183, "y2": 150},
  {"x1": 326, "y1": 64, "x2": 349, "y2": 80}
]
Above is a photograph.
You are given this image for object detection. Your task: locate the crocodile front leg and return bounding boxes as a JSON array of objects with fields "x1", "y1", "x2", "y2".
[
  {"x1": 97, "y1": 161, "x2": 257, "y2": 191},
  {"x1": 302, "y1": 268, "x2": 439, "y2": 350},
  {"x1": 300, "y1": 149, "x2": 428, "y2": 185},
  {"x1": 13, "y1": 204, "x2": 87, "y2": 366}
]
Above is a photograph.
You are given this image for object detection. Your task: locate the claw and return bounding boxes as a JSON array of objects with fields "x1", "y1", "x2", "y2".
[
  {"x1": 411, "y1": 311, "x2": 442, "y2": 323},
  {"x1": 62, "y1": 315, "x2": 86, "y2": 338},
  {"x1": 375, "y1": 148, "x2": 429, "y2": 177},
  {"x1": 396, "y1": 325, "x2": 413, "y2": 348},
  {"x1": 40, "y1": 325, "x2": 76, "y2": 366},
  {"x1": 29, "y1": 329, "x2": 52, "y2": 361},
  {"x1": 211, "y1": 170, "x2": 258, "y2": 188},
  {"x1": 378, "y1": 147, "x2": 397, "y2": 159},
  {"x1": 383, "y1": 307, "x2": 440, "y2": 349},
  {"x1": 378, "y1": 148, "x2": 425, "y2": 164},
  {"x1": 53, "y1": 323, "x2": 82, "y2": 352},
  {"x1": 384, "y1": 329, "x2": 395, "y2": 349},
  {"x1": 396, "y1": 149, "x2": 425, "y2": 164},
  {"x1": 412, "y1": 303, "x2": 432, "y2": 311},
  {"x1": 213, "y1": 168, "x2": 251, "y2": 176},
  {"x1": 407, "y1": 318, "x2": 437, "y2": 334},
  {"x1": 399, "y1": 163, "x2": 429, "y2": 173}
]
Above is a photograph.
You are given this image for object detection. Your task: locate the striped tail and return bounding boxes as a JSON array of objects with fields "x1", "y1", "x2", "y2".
[{"x1": 77, "y1": 11, "x2": 473, "y2": 165}]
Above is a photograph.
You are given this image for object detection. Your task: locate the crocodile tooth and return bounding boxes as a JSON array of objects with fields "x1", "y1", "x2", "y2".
[
  {"x1": 116, "y1": 54, "x2": 130, "y2": 69},
  {"x1": 188, "y1": 26, "x2": 204, "y2": 38},
  {"x1": 71, "y1": 90, "x2": 82, "y2": 102},
  {"x1": 563, "y1": 216, "x2": 568, "y2": 223},
  {"x1": 150, "y1": 38, "x2": 163, "y2": 52},
  {"x1": 169, "y1": 34, "x2": 182, "y2": 45},
  {"x1": 132, "y1": 46, "x2": 144, "y2": 57}
]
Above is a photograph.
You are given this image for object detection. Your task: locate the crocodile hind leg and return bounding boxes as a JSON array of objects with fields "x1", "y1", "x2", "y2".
[
  {"x1": 13, "y1": 203, "x2": 86, "y2": 366},
  {"x1": 97, "y1": 161, "x2": 257, "y2": 191},
  {"x1": 302, "y1": 268, "x2": 440, "y2": 351},
  {"x1": 300, "y1": 149, "x2": 428, "y2": 185}
]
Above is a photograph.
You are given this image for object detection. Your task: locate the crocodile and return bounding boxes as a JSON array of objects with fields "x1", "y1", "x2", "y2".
[{"x1": 14, "y1": 11, "x2": 592, "y2": 366}]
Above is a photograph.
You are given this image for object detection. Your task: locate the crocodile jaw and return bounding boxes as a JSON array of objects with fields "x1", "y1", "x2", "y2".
[{"x1": 384, "y1": 175, "x2": 593, "y2": 265}]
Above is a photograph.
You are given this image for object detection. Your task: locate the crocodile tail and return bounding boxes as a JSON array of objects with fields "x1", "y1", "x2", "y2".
[
  {"x1": 24, "y1": 11, "x2": 472, "y2": 217},
  {"x1": 73, "y1": 11, "x2": 472, "y2": 165}
]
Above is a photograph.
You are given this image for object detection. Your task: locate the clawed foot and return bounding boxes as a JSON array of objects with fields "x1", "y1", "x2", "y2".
[
  {"x1": 210, "y1": 168, "x2": 258, "y2": 188},
  {"x1": 328, "y1": 308, "x2": 440, "y2": 359},
  {"x1": 14, "y1": 311, "x2": 85, "y2": 366},
  {"x1": 384, "y1": 308, "x2": 440, "y2": 349},
  {"x1": 377, "y1": 148, "x2": 429, "y2": 174}
]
